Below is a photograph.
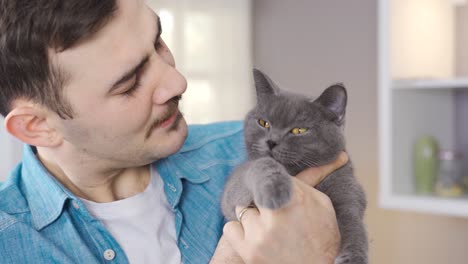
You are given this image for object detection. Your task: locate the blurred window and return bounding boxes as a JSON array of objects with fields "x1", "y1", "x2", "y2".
[{"x1": 147, "y1": 0, "x2": 254, "y2": 123}]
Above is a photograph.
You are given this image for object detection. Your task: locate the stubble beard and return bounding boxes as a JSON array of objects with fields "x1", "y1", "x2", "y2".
[{"x1": 145, "y1": 95, "x2": 183, "y2": 139}]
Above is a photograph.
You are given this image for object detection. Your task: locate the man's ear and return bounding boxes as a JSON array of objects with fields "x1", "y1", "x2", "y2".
[{"x1": 4, "y1": 104, "x2": 62, "y2": 147}]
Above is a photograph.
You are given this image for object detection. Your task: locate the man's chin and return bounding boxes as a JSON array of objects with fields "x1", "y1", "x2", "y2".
[
  {"x1": 174, "y1": 117, "x2": 188, "y2": 144},
  {"x1": 155, "y1": 117, "x2": 188, "y2": 157}
]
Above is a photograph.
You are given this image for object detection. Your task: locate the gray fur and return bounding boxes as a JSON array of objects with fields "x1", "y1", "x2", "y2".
[{"x1": 221, "y1": 69, "x2": 368, "y2": 264}]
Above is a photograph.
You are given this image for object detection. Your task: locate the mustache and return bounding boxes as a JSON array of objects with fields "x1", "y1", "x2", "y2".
[{"x1": 146, "y1": 95, "x2": 182, "y2": 137}]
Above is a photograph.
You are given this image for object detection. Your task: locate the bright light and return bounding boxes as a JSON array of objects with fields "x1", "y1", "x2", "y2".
[
  {"x1": 159, "y1": 9, "x2": 174, "y2": 33},
  {"x1": 158, "y1": 9, "x2": 174, "y2": 49}
]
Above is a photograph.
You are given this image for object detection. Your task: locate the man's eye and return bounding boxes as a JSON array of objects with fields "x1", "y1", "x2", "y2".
[{"x1": 122, "y1": 75, "x2": 141, "y2": 97}]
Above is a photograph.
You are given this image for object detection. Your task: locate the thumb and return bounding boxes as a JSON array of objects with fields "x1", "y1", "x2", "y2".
[
  {"x1": 296, "y1": 151, "x2": 348, "y2": 187},
  {"x1": 223, "y1": 221, "x2": 246, "y2": 257}
]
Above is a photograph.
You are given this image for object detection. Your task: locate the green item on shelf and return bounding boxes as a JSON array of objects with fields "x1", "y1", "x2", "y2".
[{"x1": 413, "y1": 136, "x2": 438, "y2": 194}]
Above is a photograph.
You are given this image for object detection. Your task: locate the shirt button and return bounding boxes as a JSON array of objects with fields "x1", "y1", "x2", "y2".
[
  {"x1": 72, "y1": 201, "x2": 79, "y2": 209},
  {"x1": 167, "y1": 183, "x2": 177, "y2": 192},
  {"x1": 103, "y1": 249, "x2": 115, "y2": 260},
  {"x1": 180, "y1": 238, "x2": 189, "y2": 249}
]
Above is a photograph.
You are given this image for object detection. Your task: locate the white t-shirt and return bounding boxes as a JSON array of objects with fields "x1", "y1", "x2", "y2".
[{"x1": 80, "y1": 167, "x2": 181, "y2": 264}]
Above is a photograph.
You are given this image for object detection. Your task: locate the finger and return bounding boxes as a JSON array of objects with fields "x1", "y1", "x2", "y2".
[
  {"x1": 291, "y1": 176, "x2": 339, "y2": 215},
  {"x1": 296, "y1": 151, "x2": 348, "y2": 187},
  {"x1": 210, "y1": 235, "x2": 244, "y2": 264},
  {"x1": 223, "y1": 221, "x2": 246, "y2": 256},
  {"x1": 235, "y1": 205, "x2": 260, "y2": 233}
]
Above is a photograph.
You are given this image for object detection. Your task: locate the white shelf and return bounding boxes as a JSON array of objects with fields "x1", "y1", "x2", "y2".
[
  {"x1": 393, "y1": 78, "x2": 468, "y2": 90},
  {"x1": 380, "y1": 194, "x2": 468, "y2": 218},
  {"x1": 378, "y1": 0, "x2": 468, "y2": 218}
]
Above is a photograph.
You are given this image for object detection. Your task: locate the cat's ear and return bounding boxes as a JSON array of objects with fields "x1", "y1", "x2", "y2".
[
  {"x1": 253, "y1": 68, "x2": 280, "y2": 100},
  {"x1": 314, "y1": 83, "x2": 347, "y2": 125}
]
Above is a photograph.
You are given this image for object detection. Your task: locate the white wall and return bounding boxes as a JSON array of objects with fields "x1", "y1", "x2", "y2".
[
  {"x1": 391, "y1": 0, "x2": 455, "y2": 79},
  {"x1": 0, "y1": 117, "x2": 23, "y2": 181},
  {"x1": 456, "y1": 5, "x2": 468, "y2": 76}
]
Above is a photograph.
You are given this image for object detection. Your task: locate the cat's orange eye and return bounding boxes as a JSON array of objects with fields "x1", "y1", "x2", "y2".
[
  {"x1": 258, "y1": 119, "x2": 270, "y2": 129},
  {"x1": 291, "y1": 128, "x2": 308, "y2": 135}
]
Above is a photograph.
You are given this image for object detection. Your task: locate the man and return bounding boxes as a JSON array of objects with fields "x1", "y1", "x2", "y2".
[{"x1": 0, "y1": 0, "x2": 345, "y2": 263}]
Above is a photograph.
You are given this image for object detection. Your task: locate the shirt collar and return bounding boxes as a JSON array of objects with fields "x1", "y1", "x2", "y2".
[
  {"x1": 21, "y1": 120, "x2": 237, "y2": 228},
  {"x1": 21, "y1": 143, "x2": 210, "y2": 230},
  {"x1": 155, "y1": 151, "x2": 210, "y2": 210},
  {"x1": 21, "y1": 145, "x2": 73, "y2": 230},
  {"x1": 167, "y1": 153, "x2": 210, "y2": 184}
]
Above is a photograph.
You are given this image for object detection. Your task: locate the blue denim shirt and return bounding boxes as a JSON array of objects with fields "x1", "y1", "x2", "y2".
[{"x1": 0, "y1": 121, "x2": 245, "y2": 264}]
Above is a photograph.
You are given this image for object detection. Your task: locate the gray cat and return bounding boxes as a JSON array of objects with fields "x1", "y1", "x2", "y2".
[{"x1": 221, "y1": 69, "x2": 368, "y2": 264}]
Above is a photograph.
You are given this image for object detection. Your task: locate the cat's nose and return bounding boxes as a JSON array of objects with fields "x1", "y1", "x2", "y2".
[{"x1": 266, "y1": 140, "x2": 278, "y2": 150}]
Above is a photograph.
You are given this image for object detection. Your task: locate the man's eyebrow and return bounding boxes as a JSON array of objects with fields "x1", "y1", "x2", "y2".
[
  {"x1": 109, "y1": 56, "x2": 149, "y2": 92},
  {"x1": 109, "y1": 15, "x2": 162, "y2": 93}
]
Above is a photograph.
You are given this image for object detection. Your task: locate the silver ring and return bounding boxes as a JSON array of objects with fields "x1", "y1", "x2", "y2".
[{"x1": 237, "y1": 205, "x2": 256, "y2": 222}]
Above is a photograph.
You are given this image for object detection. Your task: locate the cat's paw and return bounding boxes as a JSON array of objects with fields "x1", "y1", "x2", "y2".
[
  {"x1": 255, "y1": 172, "x2": 292, "y2": 209},
  {"x1": 335, "y1": 253, "x2": 351, "y2": 264},
  {"x1": 335, "y1": 252, "x2": 367, "y2": 264}
]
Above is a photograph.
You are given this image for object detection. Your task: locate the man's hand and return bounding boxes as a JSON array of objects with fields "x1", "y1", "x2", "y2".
[
  {"x1": 211, "y1": 152, "x2": 348, "y2": 264},
  {"x1": 295, "y1": 151, "x2": 349, "y2": 187},
  {"x1": 210, "y1": 234, "x2": 245, "y2": 264}
]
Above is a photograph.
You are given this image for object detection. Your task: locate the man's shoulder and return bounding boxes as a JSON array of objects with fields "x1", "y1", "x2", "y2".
[
  {"x1": 0, "y1": 165, "x2": 31, "y2": 233},
  {"x1": 0, "y1": 210, "x2": 21, "y2": 234},
  {"x1": 181, "y1": 120, "x2": 245, "y2": 154},
  {"x1": 0, "y1": 208, "x2": 26, "y2": 264}
]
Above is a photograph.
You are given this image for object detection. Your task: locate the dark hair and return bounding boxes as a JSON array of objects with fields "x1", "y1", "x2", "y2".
[{"x1": 0, "y1": 0, "x2": 117, "y2": 118}]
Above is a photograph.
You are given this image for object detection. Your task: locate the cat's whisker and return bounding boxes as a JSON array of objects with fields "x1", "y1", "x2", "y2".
[
  {"x1": 292, "y1": 160, "x2": 303, "y2": 170},
  {"x1": 251, "y1": 143, "x2": 265, "y2": 150},
  {"x1": 276, "y1": 153, "x2": 297, "y2": 164},
  {"x1": 298, "y1": 158, "x2": 319, "y2": 168},
  {"x1": 276, "y1": 149, "x2": 296, "y2": 155},
  {"x1": 249, "y1": 143, "x2": 265, "y2": 154}
]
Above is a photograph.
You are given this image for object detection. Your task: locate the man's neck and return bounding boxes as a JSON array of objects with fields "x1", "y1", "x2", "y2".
[{"x1": 36, "y1": 147, "x2": 152, "y2": 203}]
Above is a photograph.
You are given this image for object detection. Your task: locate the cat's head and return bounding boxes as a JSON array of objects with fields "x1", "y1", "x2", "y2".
[{"x1": 244, "y1": 69, "x2": 347, "y2": 175}]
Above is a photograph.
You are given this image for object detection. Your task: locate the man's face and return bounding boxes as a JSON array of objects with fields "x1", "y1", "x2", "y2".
[{"x1": 50, "y1": 0, "x2": 188, "y2": 167}]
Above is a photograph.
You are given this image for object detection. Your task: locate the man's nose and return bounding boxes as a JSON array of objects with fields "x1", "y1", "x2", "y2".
[{"x1": 153, "y1": 67, "x2": 187, "y2": 105}]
